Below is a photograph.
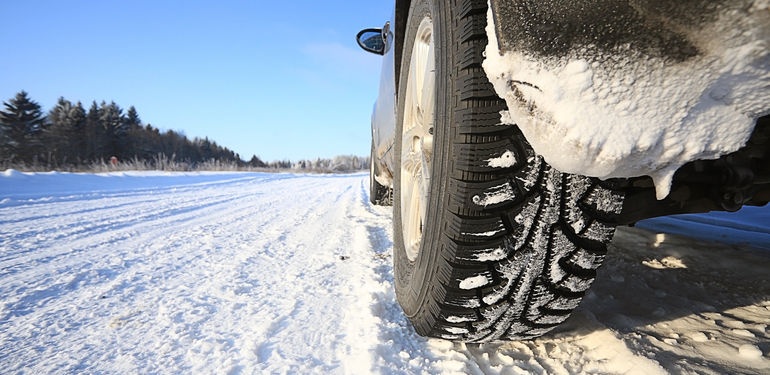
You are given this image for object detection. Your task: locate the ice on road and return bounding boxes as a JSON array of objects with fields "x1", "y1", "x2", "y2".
[{"x1": 1, "y1": 171, "x2": 769, "y2": 374}]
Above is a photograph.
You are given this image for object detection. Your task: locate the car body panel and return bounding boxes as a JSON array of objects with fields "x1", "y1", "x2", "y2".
[
  {"x1": 484, "y1": 0, "x2": 768, "y2": 198},
  {"x1": 488, "y1": 0, "x2": 727, "y2": 62},
  {"x1": 371, "y1": 11, "x2": 398, "y2": 187}
]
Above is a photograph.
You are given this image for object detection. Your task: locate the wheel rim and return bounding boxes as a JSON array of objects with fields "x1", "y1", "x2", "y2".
[{"x1": 401, "y1": 17, "x2": 435, "y2": 262}]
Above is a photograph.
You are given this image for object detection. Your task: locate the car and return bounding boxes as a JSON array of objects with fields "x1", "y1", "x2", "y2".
[{"x1": 357, "y1": 0, "x2": 770, "y2": 342}]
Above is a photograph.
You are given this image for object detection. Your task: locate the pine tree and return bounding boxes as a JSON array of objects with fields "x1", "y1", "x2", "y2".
[
  {"x1": 47, "y1": 97, "x2": 86, "y2": 164},
  {"x1": 124, "y1": 106, "x2": 143, "y2": 159},
  {"x1": 125, "y1": 106, "x2": 141, "y2": 128},
  {"x1": 70, "y1": 102, "x2": 87, "y2": 162},
  {"x1": 100, "y1": 101, "x2": 126, "y2": 158},
  {"x1": 84, "y1": 101, "x2": 103, "y2": 159},
  {"x1": 0, "y1": 91, "x2": 47, "y2": 162},
  {"x1": 0, "y1": 116, "x2": 8, "y2": 159}
]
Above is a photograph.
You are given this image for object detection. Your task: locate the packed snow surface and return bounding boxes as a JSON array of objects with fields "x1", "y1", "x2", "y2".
[
  {"x1": 2, "y1": 170, "x2": 770, "y2": 374},
  {"x1": 483, "y1": 3, "x2": 770, "y2": 199}
]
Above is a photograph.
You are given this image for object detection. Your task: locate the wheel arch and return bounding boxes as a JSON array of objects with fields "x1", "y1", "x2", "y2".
[{"x1": 394, "y1": 0, "x2": 411, "y2": 95}]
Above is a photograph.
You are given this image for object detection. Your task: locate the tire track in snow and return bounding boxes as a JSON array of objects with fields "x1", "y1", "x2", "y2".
[
  {"x1": 0, "y1": 175, "x2": 274, "y2": 252},
  {"x1": 2, "y1": 176, "x2": 319, "y2": 300},
  {"x1": 0, "y1": 172, "x2": 410, "y2": 374}
]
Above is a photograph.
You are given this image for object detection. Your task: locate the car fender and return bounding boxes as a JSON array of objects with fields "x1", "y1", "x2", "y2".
[
  {"x1": 485, "y1": 0, "x2": 768, "y2": 198},
  {"x1": 371, "y1": 9, "x2": 400, "y2": 187}
]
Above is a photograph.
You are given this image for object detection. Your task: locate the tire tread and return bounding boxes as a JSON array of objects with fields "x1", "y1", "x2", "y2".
[{"x1": 403, "y1": 0, "x2": 624, "y2": 342}]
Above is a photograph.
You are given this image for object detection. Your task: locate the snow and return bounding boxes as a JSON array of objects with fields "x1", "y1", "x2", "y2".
[
  {"x1": 641, "y1": 256, "x2": 688, "y2": 270},
  {"x1": 467, "y1": 247, "x2": 507, "y2": 262},
  {"x1": 740, "y1": 344, "x2": 764, "y2": 359},
  {"x1": 459, "y1": 275, "x2": 490, "y2": 290},
  {"x1": 462, "y1": 228, "x2": 504, "y2": 237},
  {"x1": 485, "y1": 150, "x2": 516, "y2": 168},
  {"x1": 483, "y1": 3, "x2": 770, "y2": 199},
  {"x1": 2, "y1": 170, "x2": 770, "y2": 374},
  {"x1": 472, "y1": 182, "x2": 517, "y2": 206}
]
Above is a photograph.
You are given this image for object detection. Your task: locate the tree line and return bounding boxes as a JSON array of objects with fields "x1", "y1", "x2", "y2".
[
  {"x1": 0, "y1": 91, "x2": 369, "y2": 172},
  {"x1": 0, "y1": 90, "x2": 265, "y2": 169}
]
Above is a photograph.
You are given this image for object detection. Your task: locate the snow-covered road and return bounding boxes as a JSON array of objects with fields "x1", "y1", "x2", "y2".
[{"x1": 1, "y1": 171, "x2": 769, "y2": 374}]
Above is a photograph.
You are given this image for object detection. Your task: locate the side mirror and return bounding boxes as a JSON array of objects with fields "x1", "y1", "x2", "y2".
[{"x1": 356, "y1": 28, "x2": 385, "y2": 55}]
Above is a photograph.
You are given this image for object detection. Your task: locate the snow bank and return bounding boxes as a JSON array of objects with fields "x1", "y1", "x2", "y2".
[{"x1": 483, "y1": 3, "x2": 770, "y2": 199}]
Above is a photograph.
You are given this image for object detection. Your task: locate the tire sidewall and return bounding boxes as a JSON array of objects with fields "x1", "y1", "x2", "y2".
[
  {"x1": 393, "y1": 0, "x2": 453, "y2": 324},
  {"x1": 370, "y1": 141, "x2": 377, "y2": 204}
]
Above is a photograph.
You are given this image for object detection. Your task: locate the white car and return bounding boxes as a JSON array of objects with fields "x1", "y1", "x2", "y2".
[{"x1": 358, "y1": 0, "x2": 769, "y2": 342}]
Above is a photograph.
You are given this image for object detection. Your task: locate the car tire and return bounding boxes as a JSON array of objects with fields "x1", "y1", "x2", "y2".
[
  {"x1": 370, "y1": 142, "x2": 392, "y2": 205},
  {"x1": 392, "y1": 0, "x2": 625, "y2": 342}
]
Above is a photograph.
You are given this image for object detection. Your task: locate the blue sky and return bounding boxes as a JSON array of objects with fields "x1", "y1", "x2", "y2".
[{"x1": 0, "y1": 1, "x2": 391, "y2": 161}]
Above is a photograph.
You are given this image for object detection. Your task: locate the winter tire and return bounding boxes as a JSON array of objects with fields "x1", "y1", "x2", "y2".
[
  {"x1": 392, "y1": 0, "x2": 625, "y2": 342},
  {"x1": 370, "y1": 142, "x2": 392, "y2": 205}
]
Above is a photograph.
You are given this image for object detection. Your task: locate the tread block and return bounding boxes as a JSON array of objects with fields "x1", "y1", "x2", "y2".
[
  {"x1": 503, "y1": 195, "x2": 542, "y2": 252},
  {"x1": 511, "y1": 155, "x2": 544, "y2": 195},
  {"x1": 447, "y1": 178, "x2": 522, "y2": 215},
  {"x1": 459, "y1": 39, "x2": 487, "y2": 70},
  {"x1": 532, "y1": 313, "x2": 571, "y2": 326},
  {"x1": 581, "y1": 219, "x2": 616, "y2": 243},
  {"x1": 582, "y1": 185, "x2": 624, "y2": 216},
  {"x1": 444, "y1": 294, "x2": 482, "y2": 309},
  {"x1": 450, "y1": 240, "x2": 511, "y2": 264},
  {"x1": 458, "y1": 0, "x2": 489, "y2": 19},
  {"x1": 556, "y1": 274, "x2": 594, "y2": 293},
  {"x1": 441, "y1": 311, "x2": 479, "y2": 324},
  {"x1": 452, "y1": 137, "x2": 523, "y2": 174},
  {"x1": 454, "y1": 106, "x2": 511, "y2": 134},
  {"x1": 563, "y1": 175, "x2": 593, "y2": 233},
  {"x1": 474, "y1": 304, "x2": 509, "y2": 331},
  {"x1": 451, "y1": 269, "x2": 494, "y2": 291},
  {"x1": 546, "y1": 295, "x2": 583, "y2": 310},
  {"x1": 444, "y1": 212, "x2": 507, "y2": 243},
  {"x1": 458, "y1": 10, "x2": 489, "y2": 43},
  {"x1": 546, "y1": 228, "x2": 579, "y2": 284},
  {"x1": 460, "y1": 70, "x2": 500, "y2": 101},
  {"x1": 566, "y1": 247, "x2": 606, "y2": 271}
]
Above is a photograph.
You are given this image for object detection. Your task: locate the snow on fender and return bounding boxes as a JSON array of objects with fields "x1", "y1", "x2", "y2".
[{"x1": 482, "y1": 3, "x2": 770, "y2": 199}]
